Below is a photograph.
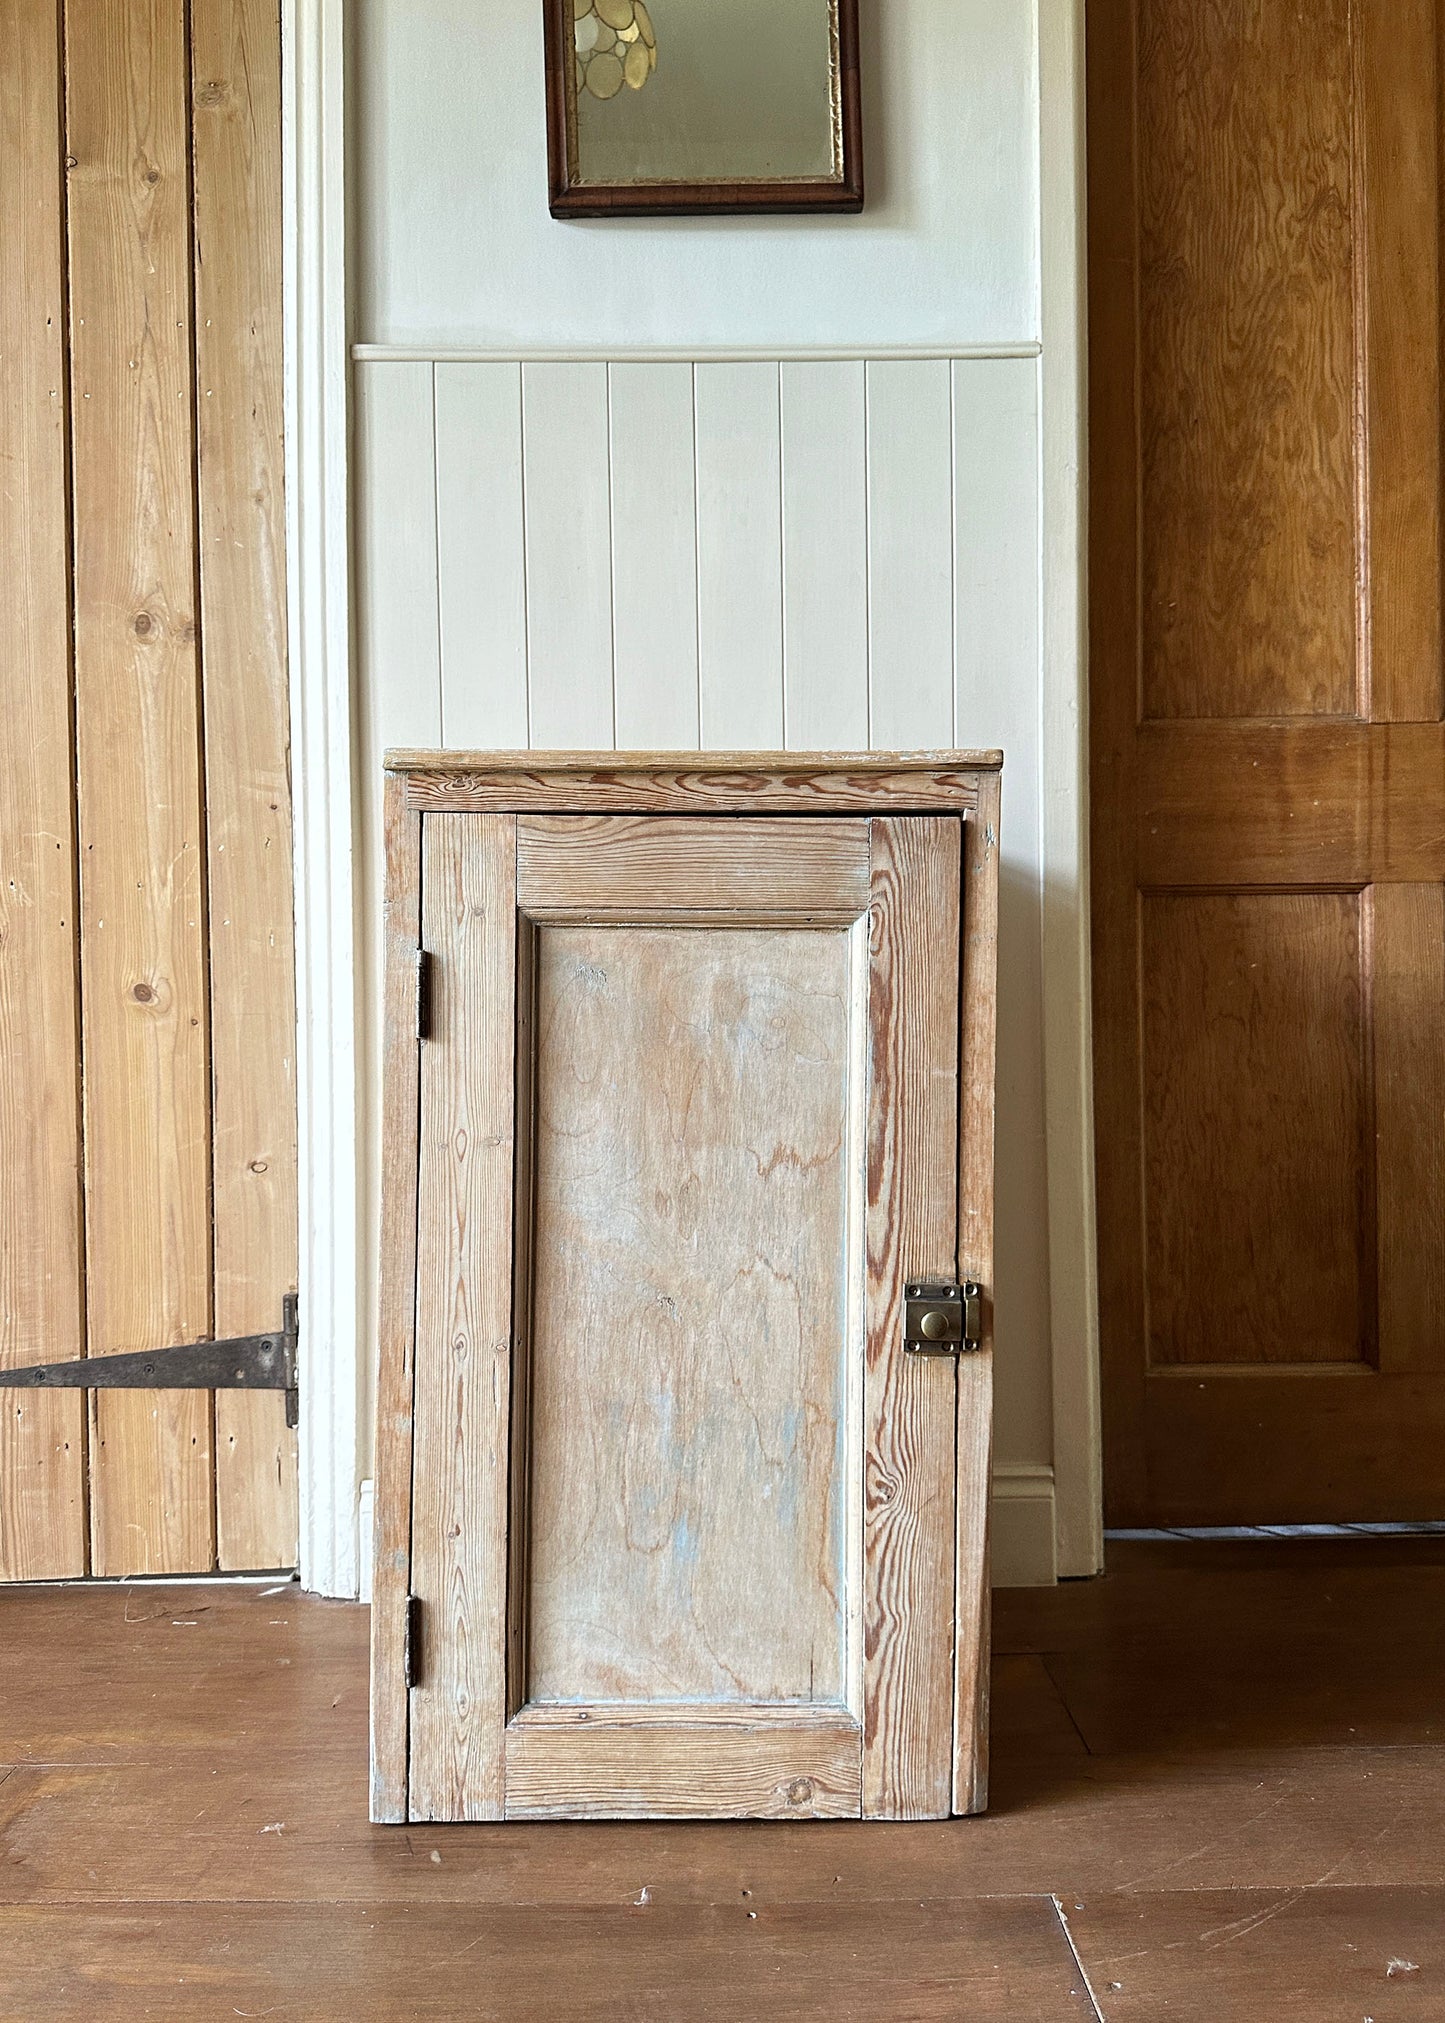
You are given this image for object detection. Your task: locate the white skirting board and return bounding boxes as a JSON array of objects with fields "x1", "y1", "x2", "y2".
[{"x1": 354, "y1": 1468, "x2": 1058, "y2": 1605}]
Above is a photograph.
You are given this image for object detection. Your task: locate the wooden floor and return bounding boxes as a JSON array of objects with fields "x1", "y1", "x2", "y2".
[{"x1": 1, "y1": 1538, "x2": 1441, "y2": 2019}]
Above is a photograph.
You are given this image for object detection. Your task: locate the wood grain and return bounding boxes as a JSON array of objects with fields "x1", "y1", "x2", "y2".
[
  {"x1": 1065, "y1": 1885, "x2": 1445, "y2": 2022},
  {"x1": 382, "y1": 770, "x2": 988, "y2": 1818},
  {"x1": 10, "y1": 1539, "x2": 1445, "y2": 1903},
  {"x1": 67, "y1": 0, "x2": 214, "y2": 1576},
  {"x1": 507, "y1": 1699, "x2": 867, "y2": 1730},
  {"x1": 506, "y1": 911, "x2": 539, "y2": 1723},
  {"x1": 1141, "y1": 892, "x2": 1369, "y2": 1368},
  {"x1": 862, "y1": 817, "x2": 961, "y2": 1818},
  {"x1": 397, "y1": 751, "x2": 996, "y2": 817},
  {"x1": 12, "y1": 1729, "x2": 1445, "y2": 1906},
  {"x1": 192, "y1": 0, "x2": 297, "y2": 1571},
  {"x1": 13, "y1": 1543, "x2": 1445, "y2": 2022},
  {"x1": 1361, "y1": 0, "x2": 1443, "y2": 722},
  {"x1": 516, "y1": 814, "x2": 870, "y2": 920},
  {"x1": 1003, "y1": 1532, "x2": 1445, "y2": 1758},
  {"x1": 1373, "y1": 885, "x2": 1445, "y2": 1376},
  {"x1": 504, "y1": 1720, "x2": 863, "y2": 1821},
  {"x1": 0, "y1": 0, "x2": 86, "y2": 1581},
  {"x1": 521, "y1": 918, "x2": 860, "y2": 1709},
  {"x1": 368, "y1": 776, "x2": 422, "y2": 1823},
  {"x1": 1090, "y1": 0, "x2": 1445, "y2": 1524},
  {"x1": 1142, "y1": 1368, "x2": 1445, "y2": 1524},
  {"x1": 1137, "y1": 0, "x2": 1358, "y2": 719},
  {"x1": 0, "y1": 1898, "x2": 1091, "y2": 2021},
  {"x1": 955, "y1": 782, "x2": 1000, "y2": 1814},
  {"x1": 1136, "y1": 723, "x2": 1445, "y2": 887},
  {"x1": 1087, "y1": 0, "x2": 1150, "y2": 1519},
  {"x1": 408, "y1": 814, "x2": 517, "y2": 1822},
  {"x1": 391, "y1": 749, "x2": 1004, "y2": 777}
]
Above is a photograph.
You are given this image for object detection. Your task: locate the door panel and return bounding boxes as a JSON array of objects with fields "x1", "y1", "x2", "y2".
[
  {"x1": 1139, "y1": 0, "x2": 1359, "y2": 721},
  {"x1": 525, "y1": 921, "x2": 860, "y2": 1708},
  {"x1": 1089, "y1": 0, "x2": 1445, "y2": 1522},
  {"x1": 1141, "y1": 892, "x2": 1370, "y2": 1369},
  {"x1": 404, "y1": 812, "x2": 965, "y2": 1820},
  {"x1": 0, "y1": 0, "x2": 296, "y2": 1579}
]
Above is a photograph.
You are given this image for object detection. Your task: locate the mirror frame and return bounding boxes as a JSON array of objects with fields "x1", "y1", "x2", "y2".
[{"x1": 543, "y1": 0, "x2": 864, "y2": 217}]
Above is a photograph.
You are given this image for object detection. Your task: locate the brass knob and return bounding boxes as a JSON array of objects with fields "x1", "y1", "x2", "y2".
[{"x1": 919, "y1": 1308, "x2": 950, "y2": 1341}]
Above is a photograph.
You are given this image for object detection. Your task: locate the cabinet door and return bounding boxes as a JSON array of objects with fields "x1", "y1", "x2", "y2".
[{"x1": 394, "y1": 811, "x2": 983, "y2": 1820}]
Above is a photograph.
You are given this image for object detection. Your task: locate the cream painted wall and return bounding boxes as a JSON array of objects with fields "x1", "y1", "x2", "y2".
[
  {"x1": 354, "y1": 0, "x2": 1039, "y2": 350},
  {"x1": 348, "y1": 0, "x2": 1085, "y2": 1585}
]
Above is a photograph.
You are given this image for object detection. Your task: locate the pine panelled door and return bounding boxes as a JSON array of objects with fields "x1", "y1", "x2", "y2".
[{"x1": 371, "y1": 753, "x2": 1001, "y2": 1823}]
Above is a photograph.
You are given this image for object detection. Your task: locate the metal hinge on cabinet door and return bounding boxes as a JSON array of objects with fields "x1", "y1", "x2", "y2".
[
  {"x1": 903, "y1": 1281, "x2": 983, "y2": 1354},
  {"x1": 416, "y1": 948, "x2": 433, "y2": 1041},
  {"x1": 0, "y1": 1295, "x2": 300, "y2": 1427},
  {"x1": 404, "y1": 1593, "x2": 424, "y2": 1690}
]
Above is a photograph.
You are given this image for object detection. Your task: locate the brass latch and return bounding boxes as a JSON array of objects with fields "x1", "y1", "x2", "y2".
[{"x1": 904, "y1": 1281, "x2": 982, "y2": 1354}]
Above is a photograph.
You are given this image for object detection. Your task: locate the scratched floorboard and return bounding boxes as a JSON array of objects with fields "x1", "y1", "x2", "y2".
[{"x1": 0, "y1": 1540, "x2": 1441, "y2": 2017}]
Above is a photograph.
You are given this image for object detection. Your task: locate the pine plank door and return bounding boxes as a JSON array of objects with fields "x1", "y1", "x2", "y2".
[
  {"x1": 1089, "y1": 0, "x2": 1445, "y2": 1521},
  {"x1": 384, "y1": 806, "x2": 990, "y2": 1821},
  {"x1": 0, "y1": 0, "x2": 296, "y2": 1579}
]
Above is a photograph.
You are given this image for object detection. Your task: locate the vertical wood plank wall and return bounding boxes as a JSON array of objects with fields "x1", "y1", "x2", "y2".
[
  {"x1": 0, "y1": 0, "x2": 296, "y2": 1579},
  {"x1": 193, "y1": 0, "x2": 298, "y2": 1571},
  {"x1": 355, "y1": 353, "x2": 1052, "y2": 1559},
  {"x1": 0, "y1": 0, "x2": 86, "y2": 1578},
  {"x1": 69, "y1": 0, "x2": 216, "y2": 1577}
]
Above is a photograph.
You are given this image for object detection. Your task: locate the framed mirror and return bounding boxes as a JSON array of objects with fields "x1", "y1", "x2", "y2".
[{"x1": 543, "y1": 0, "x2": 863, "y2": 217}]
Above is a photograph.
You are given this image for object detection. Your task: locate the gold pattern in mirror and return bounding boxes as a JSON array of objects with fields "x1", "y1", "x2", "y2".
[
  {"x1": 546, "y1": 0, "x2": 863, "y2": 217},
  {"x1": 575, "y1": 0, "x2": 656, "y2": 102}
]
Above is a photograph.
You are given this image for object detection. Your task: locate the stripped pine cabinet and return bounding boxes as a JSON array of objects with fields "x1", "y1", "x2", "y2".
[{"x1": 371, "y1": 753, "x2": 1001, "y2": 1823}]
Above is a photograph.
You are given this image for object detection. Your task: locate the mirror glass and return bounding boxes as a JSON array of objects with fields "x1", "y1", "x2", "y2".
[{"x1": 569, "y1": 0, "x2": 843, "y2": 188}]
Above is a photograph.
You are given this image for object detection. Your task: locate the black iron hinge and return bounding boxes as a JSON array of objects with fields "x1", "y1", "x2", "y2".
[
  {"x1": 404, "y1": 1592, "x2": 424, "y2": 1690},
  {"x1": 415, "y1": 947, "x2": 433, "y2": 1042},
  {"x1": 0, "y1": 1294, "x2": 300, "y2": 1428}
]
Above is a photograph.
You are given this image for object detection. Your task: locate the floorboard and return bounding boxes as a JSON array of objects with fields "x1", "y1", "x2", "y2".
[
  {"x1": 0, "y1": 1539, "x2": 1442, "y2": 2016},
  {"x1": 0, "y1": 1899, "x2": 1095, "y2": 2021},
  {"x1": 1061, "y1": 1884, "x2": 1443, "y2": 2021}
]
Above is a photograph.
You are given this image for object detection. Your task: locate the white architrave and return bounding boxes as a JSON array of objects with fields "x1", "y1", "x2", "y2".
[
  {"x1": 1038, "y1": 0, "x2": 1102, "y2": 1576},
  {"x1": 284, "y1": 0, "x2": 360, "y2": 1597}
]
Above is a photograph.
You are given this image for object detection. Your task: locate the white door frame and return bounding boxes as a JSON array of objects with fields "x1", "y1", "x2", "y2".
[
  {"x1": 283, "y1": 0, "x2": 359, "y2": 1597},
  {"x1": 1038, "y1": 0, "x2": 1102, "y2": 1578},
  {"x1": 281, "y1": 0, "x2": 1102, "y2": 1597}
]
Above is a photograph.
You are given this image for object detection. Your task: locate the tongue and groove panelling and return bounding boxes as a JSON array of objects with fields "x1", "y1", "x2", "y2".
[
  {"x1": 354, "y1": 354, "x2": 1037, "y2": 755},
  {"x1": 352, "y1": 349, "x2": 1051, "y2": 1566}
]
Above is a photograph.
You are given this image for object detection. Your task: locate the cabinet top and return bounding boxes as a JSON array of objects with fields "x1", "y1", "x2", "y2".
[{"x1": 385, "y1": 749, "x2": 1003, "y2": 817}]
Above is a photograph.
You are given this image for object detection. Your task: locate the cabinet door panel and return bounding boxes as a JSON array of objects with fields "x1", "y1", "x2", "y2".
[
  {"x1": 400, "y1": 810, "x2": 973, "y2": 1820},
  {"x1": 523, "y1": 920, "x2": 860, "y2": 1709}
]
